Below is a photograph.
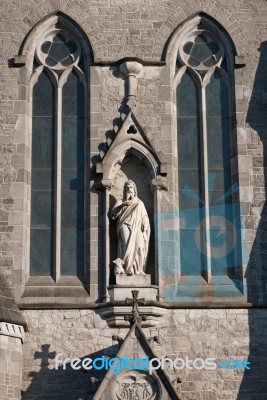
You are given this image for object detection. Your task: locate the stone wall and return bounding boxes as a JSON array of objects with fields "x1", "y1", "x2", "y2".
[
  {"x1": 2, "y1": 0, "x2": 267, "y2": 303},
  {"x1": 21, "y1": 308, "x2": 267, "y2": 400},
  {"x1": 0, "y1": 334, "x2": 23, "y2": 400},
  {"x1": 1, "y1": 0, "x2": 267, "y2": 399}
]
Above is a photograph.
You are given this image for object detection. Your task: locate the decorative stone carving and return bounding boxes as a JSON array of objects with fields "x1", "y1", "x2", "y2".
[
  {"x1": 112, "y1": 370, "x2": 161, "y2": 400},
  {"x1": 36, "y1": 29, "x2": 81, "y2": 71},
  {"x1": 111, "y1": 180, "x2": 150, "y2": 276}
]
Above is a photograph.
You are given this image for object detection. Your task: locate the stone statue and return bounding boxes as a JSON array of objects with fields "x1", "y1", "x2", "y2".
[{"x1": 111, "y1": 180, "x2": 150, "y2": 275}]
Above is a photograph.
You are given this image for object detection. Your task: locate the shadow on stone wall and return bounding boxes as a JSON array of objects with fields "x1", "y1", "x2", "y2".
[
  {"x1": 21, "y1": 343, "x2": 119, "y2": 400},
  {"x1": 237, "y1": 40, "x2": 267, "y2": 400}
]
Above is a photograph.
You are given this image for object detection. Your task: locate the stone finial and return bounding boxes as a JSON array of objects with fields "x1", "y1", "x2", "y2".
[{"x1": 119, "y1": 61, "x2": 143, "y2": 108}]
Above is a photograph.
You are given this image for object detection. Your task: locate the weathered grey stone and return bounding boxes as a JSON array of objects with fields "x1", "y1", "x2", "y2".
[{"x1": 0, "y1": 0, "x2": 266, "y2": 399}]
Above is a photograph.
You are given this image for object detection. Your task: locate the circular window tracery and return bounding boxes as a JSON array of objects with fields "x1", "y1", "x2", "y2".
[
  {"x1": 36, "y1": 29, "x2": 80, "y2": 70},
  {"x1": 178, "y1": 30, "x2": 223, "y2": 72}
]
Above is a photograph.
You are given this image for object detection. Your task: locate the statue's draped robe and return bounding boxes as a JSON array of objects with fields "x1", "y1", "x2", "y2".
[{"x1": 112, "y1": 197, "x2": 150, "y2": 275}]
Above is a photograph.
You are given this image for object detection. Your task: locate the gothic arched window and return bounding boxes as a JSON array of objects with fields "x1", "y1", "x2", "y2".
[
  {"x1": 175, "y1": 26, "x2": 241, "y2": 288},
  {"x1": 30, "y1": 28, "x2": 86, "y2": 279}
]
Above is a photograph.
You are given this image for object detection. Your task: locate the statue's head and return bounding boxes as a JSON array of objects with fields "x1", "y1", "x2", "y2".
[{"x1": 123, "y1": 180, "x2": 138, "y2": 200}]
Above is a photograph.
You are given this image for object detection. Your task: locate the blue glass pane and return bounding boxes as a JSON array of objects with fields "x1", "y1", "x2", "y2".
[
  {"x1": 210, "y1": 188, "x2": 233, "y2": 205},
  {"x1": 208, "y1": 170, "x2": 231, "y2": 193},
  {"x1": 207, "y1": 118, "x2": 230, "y2": 169},
  {"x1": 195, "y1": 35, "x2": 207, "y2": 44},
  {"x1": 179, "y1": 169, "x2": 202, "y2": 211},
  {"x1": 49, "y1": 42, "x2": 69, "y2": 62},
  {"x1": 179, "y1": 170, "x2": 201, "y2": 191},
  {"x1": 66, "y1": 41, "x2": 78, "y2": 54},
  {"x1": 61, "y1": 191, "x2": 84, "y2": 229},
  {"x1": 62, "y1": 118, "x2": 84, "y2": 169},
  {"x1": 61, "y1": 71, "x2": 84, "y2": 277},
  {"x1": 180, "y1": 229, "x2": 204, "y2": 275},
  {"x1": 32, "y1": 170, "x2": 53, "y2": 190},
  {"x1": 31, "y1": 191, "x2": 54, "y2": 228},
  {"x1": 206, "y1": 73, "x2": 228, "y2": 117},
  {"x1": 54, "y1": 33, "x2": 65, "y2": 43},
  {"x1": 61, "y1": 57, "x2": 73, "y2": 67},
  {"x1": 33, "y1": 72, "x2": 55, "y2": 116},
  {"x1": 188, "y1": 58, "x2": 200, "y2": 68},
  {"x1": 203, "y1": 58, "x2": 216, "y2": 67},
  {"x1": 30, "y1": 229, "x2": 53, "y2": 276},
  {"x1": 185, "y1": 35, "x2": 219, "y2": 67},
  {"x1": 183, "y1": 42, "x2": 193, "y2": 54},
  {"x1": 63, "y1": 73, "x2": 84, "y2": 117},
  {"x1": 191, "y1": 42, "x2": 212, "y2": 62},
  {"x1": 177, "y1": 119, "x2": 200, "y2": 169},
  {"x1": 179, "y1": 191, "x2": 202, "y2": 210},
  {"x1": 41, "y1": 42, "x2": 51, "y2": 54},
  {"x1": 177, "y1": 73, "x2": 199, "y2": 117},
  {"x1": 45, "y1": 57, "x2": 57, "y2": 67},
  {"x1": 210, "y1": 229, "x2": 235, "y2": 276},
  {"x1": 62, "y1": 170, "x2": 84, "y2": 191},
  {"x1": 61, "y1": 230, "x2": 84, "y2": 276},
  {"x1": 42, "y1": 35, "x2": 78, "y2": 66},
  {"x1": 32, "y1": 118, "x2": 55, "y2": 168},
  {"x1": 31, "y1": 71, "x2": 55, "y2": 277},
  {"x1": 178, "y1": 199, "x2": 203, "y2": 226}
]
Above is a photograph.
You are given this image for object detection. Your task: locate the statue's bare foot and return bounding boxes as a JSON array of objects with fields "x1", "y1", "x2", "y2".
[{"x1": 126, "y1": 268, "x2": 133, "y2": 276}]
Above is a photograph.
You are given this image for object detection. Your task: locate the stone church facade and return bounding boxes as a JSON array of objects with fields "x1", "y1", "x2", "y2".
[{"x1": 0, "y1": 0, "x2": 267, "y2": 399}]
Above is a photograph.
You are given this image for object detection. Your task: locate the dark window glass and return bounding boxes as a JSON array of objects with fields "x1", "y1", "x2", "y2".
[
  {"x1": 30, "y1": 71, "x2": 55, "y2": 276},
  {"x1": 183, "y1": 34, "x2": 219, "y2": 68},
  {"x1": 206, "y1": 72, "x2": 232, "y2": 276},
  {"x1": 61, "y1": 72, "x2": 84, "y2": 276},
  {"x1": 206, "y1": 73, "x2": 230, "y2": 190},
  {"x1": 41, "y1": 34, "x2": 78, "y2": 68},
  {"x1": 30, "y1": 230, "x2": 53, "y2": 276},
  {"x1": 177, "y1": 72, "x2": 203, "y2": 275}
]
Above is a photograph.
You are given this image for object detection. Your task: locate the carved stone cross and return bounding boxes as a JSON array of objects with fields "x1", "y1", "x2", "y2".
[{"x1": 125, "y1": 290, "x2": 145, "y2": 325}]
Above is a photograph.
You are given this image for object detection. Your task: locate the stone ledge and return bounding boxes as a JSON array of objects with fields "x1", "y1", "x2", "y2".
[{"x1": 97, "y1": 305, "x2": 169, "y2": 327}]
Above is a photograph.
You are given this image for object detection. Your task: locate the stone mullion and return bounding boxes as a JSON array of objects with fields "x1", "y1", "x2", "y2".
[
  {"x1": 54, "y1": 86, "x2": 62, "y2": 283},
  {"x1": 200, "y1": 84, "x2": 212, "y2": 283}
]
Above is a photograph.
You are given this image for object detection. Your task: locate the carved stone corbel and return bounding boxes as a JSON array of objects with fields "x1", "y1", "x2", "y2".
[{"x1": 120, "y1": 61, "x2": 143, "y2": 108}]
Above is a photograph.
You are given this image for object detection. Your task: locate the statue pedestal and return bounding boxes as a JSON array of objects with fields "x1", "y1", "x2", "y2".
[
  {"x1": 99, "y1": 275, "x2": 168, "y2": 328},
  {"x1": 115, "y1": 274, "x2": 151, "y2": 285},
  {"x1": 99, "y1": 274, "x2": 168, "y2": 327},
  {"x1": 108, "y1": 274, "x2": 158, "y2": 302}
]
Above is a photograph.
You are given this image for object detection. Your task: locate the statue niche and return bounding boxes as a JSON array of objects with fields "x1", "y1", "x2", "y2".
[
  {"x1": 112, "y1": 180, "x2": 150, "y2": 276},
  {"x1": 96, "y1": 111, "x2": 167, "y2": 307},
  {"x1": 109, "y1": 153, "x2": 155, "y2": 286}
]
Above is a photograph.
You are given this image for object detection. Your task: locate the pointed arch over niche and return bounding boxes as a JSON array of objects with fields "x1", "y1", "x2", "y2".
[
  {"x1": 16, "y1": 12, "x2": 94, "y2": 304},
  {"x1": 96, "y1": 112, "x2": 168, "y2": 301},
  {"x1": 160, "y1": 13, "x2": 245, "y2": 303}
]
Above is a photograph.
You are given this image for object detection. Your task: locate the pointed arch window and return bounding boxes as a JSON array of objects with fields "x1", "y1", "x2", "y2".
[
  {"x1": 176, "y1": 27, "x2": 241, "y2": 288},
  {"x1": 30, "y1": 29, "x2": 86, "y2": 279}
]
